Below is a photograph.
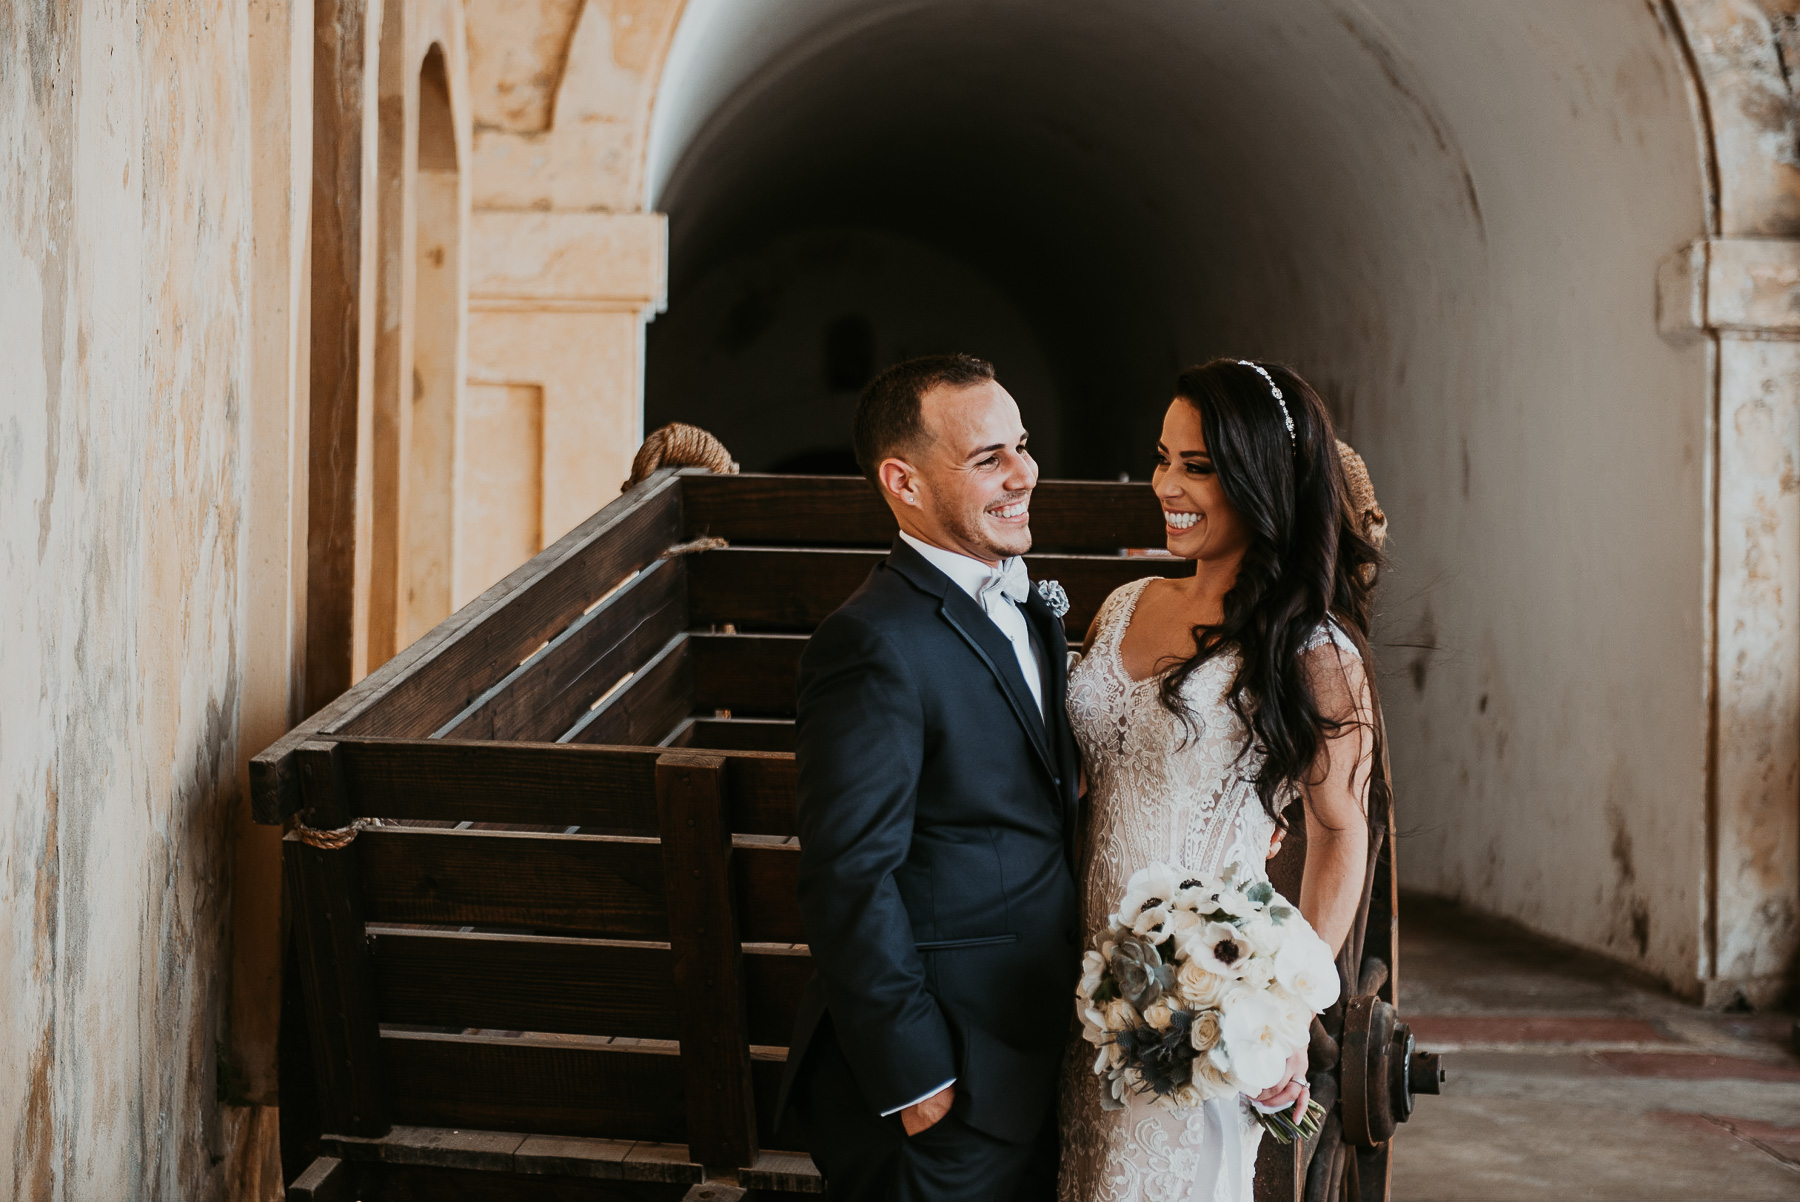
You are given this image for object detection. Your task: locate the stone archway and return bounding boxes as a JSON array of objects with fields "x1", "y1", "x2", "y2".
[{"x1": 467, "y1": 0, "x2": 1800, "y2": 1003}]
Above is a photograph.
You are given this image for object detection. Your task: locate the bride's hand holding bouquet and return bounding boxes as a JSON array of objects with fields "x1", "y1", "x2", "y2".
[{"x1": 1075, "y1": 861, "x2": 1341, "y2": 1143}]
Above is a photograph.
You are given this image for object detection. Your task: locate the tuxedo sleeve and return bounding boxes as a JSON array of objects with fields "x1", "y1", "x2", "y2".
[{"x1": 793, "y1": 610, "x2": 956, "y2": 1114}]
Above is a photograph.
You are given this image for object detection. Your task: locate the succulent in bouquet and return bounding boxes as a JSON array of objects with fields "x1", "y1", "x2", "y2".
[{"x1": 1075, "y1": 862, "x2": 1340, "y2": 1144}]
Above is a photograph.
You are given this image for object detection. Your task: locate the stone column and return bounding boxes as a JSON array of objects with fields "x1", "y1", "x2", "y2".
[{"x1": 1663, "y1": 236, "x2": 1800, "y2": 1006}]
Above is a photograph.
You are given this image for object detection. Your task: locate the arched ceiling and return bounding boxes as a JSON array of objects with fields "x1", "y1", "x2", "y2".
[
  {"x1": 640, "y1": 0, "x2": 1722, "y2": 981},
  {"x1": 645, "y1": 0, "x2": 1705, "y2": 478}
]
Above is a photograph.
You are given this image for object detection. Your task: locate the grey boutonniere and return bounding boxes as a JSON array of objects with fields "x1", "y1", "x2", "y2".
[{"x1": 1037, "y1": 578, "x2": 1070, "y2": 618}]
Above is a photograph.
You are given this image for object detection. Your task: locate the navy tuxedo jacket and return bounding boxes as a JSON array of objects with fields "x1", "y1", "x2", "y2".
[{"x1": 779, "y1": 536, "x2": 1082, "y2": 1145}]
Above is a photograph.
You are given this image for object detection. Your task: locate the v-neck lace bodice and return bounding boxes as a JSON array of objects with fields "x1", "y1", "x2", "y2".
[{"x1": 1058, "y1": 576, "x2": 1358, "y2": 1202}]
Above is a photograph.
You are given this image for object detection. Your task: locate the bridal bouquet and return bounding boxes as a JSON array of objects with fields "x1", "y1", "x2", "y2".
[{"x1": 1076, "y1": 862, "x2": 1339, "y2": 1143}]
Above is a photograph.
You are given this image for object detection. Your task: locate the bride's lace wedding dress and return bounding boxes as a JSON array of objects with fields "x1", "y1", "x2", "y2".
[{"x1": 1058, "y1": 577, "x2": 1359, "y2": 1202}]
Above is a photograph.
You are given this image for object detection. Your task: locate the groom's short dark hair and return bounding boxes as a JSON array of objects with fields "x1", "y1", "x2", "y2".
[{"x1": 852, "y1": 353, "x2": 996, "y2": 486}]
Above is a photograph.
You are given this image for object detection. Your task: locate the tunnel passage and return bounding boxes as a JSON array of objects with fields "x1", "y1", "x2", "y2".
[
  {"x1": 644, "y1": 0, "x2": 1523, "y2": 482},
  {"x1": 641, "y1": 0, "x2": 1718, "y2": 988}
]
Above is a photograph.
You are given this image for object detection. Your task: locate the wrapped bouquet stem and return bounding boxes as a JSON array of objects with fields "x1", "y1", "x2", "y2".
[{"x1": 1075, "y1": 862, "x2": 1339, "y2": 1144}]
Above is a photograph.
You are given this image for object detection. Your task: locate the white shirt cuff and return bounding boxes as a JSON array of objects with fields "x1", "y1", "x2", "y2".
[{"x1": 880, "y1": 1078, "x2": 956, "y2": 1117}]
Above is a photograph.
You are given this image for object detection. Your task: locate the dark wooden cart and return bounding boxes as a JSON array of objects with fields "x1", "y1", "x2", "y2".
[{"x1": 254, "y1": 468, "x2": 1437, "y2": 1202}]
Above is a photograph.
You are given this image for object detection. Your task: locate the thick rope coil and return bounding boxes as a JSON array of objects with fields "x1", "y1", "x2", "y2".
[
  {"x1": 623, "y1": 423, "x2": 739, "y2": 492},
  {"x1": 292, "y1": 816, "x2": 384, "y2": 850},
  {"x1": 1336, "y1": 439, "x2": 1387, "y2": 551}
]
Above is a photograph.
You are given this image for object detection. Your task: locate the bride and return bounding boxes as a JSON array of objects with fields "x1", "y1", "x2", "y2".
[{"x1": 1059, "y1": 359, "x2": 1382, "y2": 1202}]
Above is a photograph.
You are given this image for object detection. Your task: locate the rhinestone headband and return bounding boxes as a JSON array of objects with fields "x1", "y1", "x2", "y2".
[{"x1": 1237, "y1": 360, "x2": 1296, "y2": 447}]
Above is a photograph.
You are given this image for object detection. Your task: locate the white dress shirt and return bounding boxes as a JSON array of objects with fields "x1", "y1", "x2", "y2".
[
  {"x1": 898, "y1": 531, "x2": 1045, "y2": 718},
  {"x1": 880, "y1": 534, "x2": 1047, "y2": 1117}
]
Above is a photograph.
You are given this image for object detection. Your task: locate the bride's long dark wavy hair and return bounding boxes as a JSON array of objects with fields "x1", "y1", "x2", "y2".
[{"x1": 1156, "y1": 359, "x2": 1384, "y2": 826}]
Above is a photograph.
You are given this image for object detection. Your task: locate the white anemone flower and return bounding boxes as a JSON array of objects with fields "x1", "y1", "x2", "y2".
[
  {"x1": 1219, "y1": 990, "x2": 1292, "y2": 1092},
  {"x1": 1130, "y1": 900, "x2": 1174, "y2": 943},
  {"x1": 1274, "y1": 927, "x2": 1341, "y2": 1011},
  {"x1": 1193, "y1": 921, "x2": 1251, "y2": 979},
  {"x1": 1114, "y1": 862, "x2": 1183, "y2": 927}
]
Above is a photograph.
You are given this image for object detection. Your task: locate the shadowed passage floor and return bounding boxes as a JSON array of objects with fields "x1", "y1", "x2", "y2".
[{"x1": 1393, "y1": 898, "x2": 1800, "y2": 1202}]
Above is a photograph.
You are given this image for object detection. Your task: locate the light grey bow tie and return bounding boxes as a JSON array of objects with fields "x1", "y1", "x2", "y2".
[{"x1": 979, "y1": 557, "x2": 1030, "y2": 607}]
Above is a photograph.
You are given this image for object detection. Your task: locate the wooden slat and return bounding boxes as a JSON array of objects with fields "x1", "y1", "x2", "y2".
[
  {"x1": 741, "y1": 946, "x2": 811, "y2": 1048},
  {"x1": 289, "y1": 742, "x2": 390, "y2": 1136},
  {"x1": 680, "y1": 473, "x2": 1168, "y2": 552},
  {"x1": 288, "y1": 1156, "x2": 358, "y2": 1202},
  {"x1": 368, "y1": 928, "x2": 678, "y2": 1039},
  {"x1": 321, "y1": 1124, "x2": 707, "y2": 1186},
  {"x1": 724, "y1": 755, "x2": 799, "y2": 837},
  {"x1": 333, "y1": 738, "x2": 661, "y2": 832},
  {"x1": 343, "y1": 479, "x2": 683, "y2": 739},
  {"x1": 345, "y1": 1163, "x2": 691, "y2": 1201},
  {"x1": 733, "y1": 842, "x2": 805, "y2": 945},
  {"x1": 685, "y1": 547, "x2": 876, "y2": 632},
  {"x1": 689, "y1": 633, "x2": 807, "y2": 717},
  {"x1": 382, "y1": 1031, "x2": 688, "y2": 1143},
  {"x1": 563, "y1": 635, "x2": 694, "y2": 747},
  {"x1": 682, "y1": 718, "x2": 795, "y2": 754},
  {"x1": 440, "y1": 558, "x2": 688, "y2": 742},
  {"x1": 656, "y1": 753, "x2": 759, "y2": 1170},
  {"x1": 749, "y1": 1054, "x2": 791, "y2": 1147},
  {"x1": 740, "y1": 1150, "x2": 824, "y2": 1195},
  {"x1": 357, "y1": 826, "x2": 668, "y2": 938},
  {"x1": 252, "y1": 472, "x2": 684, "y2": 823},
  {"x1": 686, "y1": 547, "x2": 1186, "y2": 636}
]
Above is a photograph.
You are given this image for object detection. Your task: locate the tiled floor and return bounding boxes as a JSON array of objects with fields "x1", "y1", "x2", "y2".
[{"x1": 1390, "y1": 897, "x2": 1800, "y2": 1201}]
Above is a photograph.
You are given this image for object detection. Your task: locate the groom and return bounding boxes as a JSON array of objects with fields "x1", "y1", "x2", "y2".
[{"x1": 779, "y1": 354, "x2": 1081, "y2": 1201}]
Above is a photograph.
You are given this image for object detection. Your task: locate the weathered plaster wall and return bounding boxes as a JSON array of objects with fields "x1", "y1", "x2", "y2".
[{"x1": 1, "y1": 3, "x2": 255, "y2": 1198}]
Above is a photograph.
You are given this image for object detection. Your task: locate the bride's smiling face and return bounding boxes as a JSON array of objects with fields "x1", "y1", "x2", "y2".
[{"x1": 1153, "y1": 399, "x2": 1251, "y2": 563}]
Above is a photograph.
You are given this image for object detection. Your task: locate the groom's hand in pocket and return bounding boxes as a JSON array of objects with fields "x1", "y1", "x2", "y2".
[{"x1": 900, "y1": 1084, "x2": 956, "y2": 1136}]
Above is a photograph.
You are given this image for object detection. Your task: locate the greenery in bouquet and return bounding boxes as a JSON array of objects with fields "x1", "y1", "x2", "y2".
[{"x1": 1075, "y1": 862, "x2": 1339, "y2": 1143}]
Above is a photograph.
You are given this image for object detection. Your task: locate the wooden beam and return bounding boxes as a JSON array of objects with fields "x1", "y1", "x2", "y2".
[
  {"x1": 331, "y1": 737, "x2": 662, "y2": 832},
  {"x1": 656, "y1": 753, "x2": 759, "y2": 1171},
  {"x1": 438, "y1": 557, "x2": 688, "y2": 741},
  {"x1": 679, "y1": 473, "x2": 1169, "y2": 552},
  {"x1": 357, "y1": 825, "x2": 668, "y2": 937},
  {"x1": 288, "y1": 742, "x2": 390, "y2": 1136},
  {"x1": 304, "y1": 0, "x2": 380, "y2": 713},
  {"x1": 253, "y1": 472, "x2": 682, "y2": 823}
]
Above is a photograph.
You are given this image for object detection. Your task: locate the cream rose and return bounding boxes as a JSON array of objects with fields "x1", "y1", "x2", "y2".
[
  {"x1": 1101, "y1": 997, "x2": 1140, "y2": 1031},
  {"x1": 1143, "y1": 998, "x2": 1176, "y2": 1029},
  {"x1": 1177, "y1": 957, "x2": 1230, "y2": 1008},
  {"x1": 1188, "y1": 1008, "x2": 1223, "y2": 1052}
]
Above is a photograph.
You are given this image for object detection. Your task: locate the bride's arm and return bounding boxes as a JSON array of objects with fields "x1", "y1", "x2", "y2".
[{"x1": 1297, "y1": 646, "x2": 1375, "y2": 955}]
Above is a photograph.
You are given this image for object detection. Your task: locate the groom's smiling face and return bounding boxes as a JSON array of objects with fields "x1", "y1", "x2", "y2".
[{"x1": 880, "y1": 379, "x2": 1037, "y2": 565}]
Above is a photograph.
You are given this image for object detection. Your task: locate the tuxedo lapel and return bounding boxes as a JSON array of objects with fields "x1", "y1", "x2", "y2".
[
  {"x1": 885, "y1": 540, "x2": 1057, "y2": 781},
  {"x1": 1021, "y1": 586, "x2": 1081, "y2": 841}
]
